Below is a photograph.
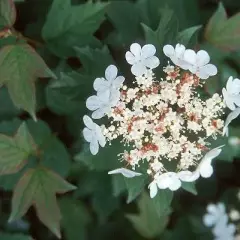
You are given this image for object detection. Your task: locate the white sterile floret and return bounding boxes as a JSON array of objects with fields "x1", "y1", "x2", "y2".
[
  {"x1": 222, "y1": 76, "x2": 240, "y2": 110},
  {"x1": 125, "y1": 43, "x2": 160, "y2": 76},
  {"x1": 177, "y1": 170, "x2": 200, "y2": 182},
  {"x1": 93, "y1": 65, "x2": 125, "y2": 94},
  {"x1": 228, "y1": 136, "x2": 240, "y2": 147},
  {"x1": 83, "y1": 115, "x2": 106, "y2": 155},
  {"x1": 223, "y1": 108, "x2": 240, "y2": 136},
  {"x1": 196, "y1": 146, "x2": 223, "y2": 178},
  {"x1": 108, "y1": 168, "x2": 142, "y2": 178},
  {"x1": 163, "y1": 43, "x2": 190, "y2": 69},
  {"x1": 203, "y1": 203, "x2": 226, "y2": 227},
  {"x1": 86, "y1": 90, "x2": 119, "y2": 119},
  {"x1": 212, "y1": 215, "x2": 236, "y2": 240},
  {"x1": 229, "y1": 209, "x2": 240, "y2": 221},
  {"x1": 156, "y1": 172, "x2": 181, "y2": 191},
  {"x1": 184, "y1": 49, "x2": 218, "y2": 79}
]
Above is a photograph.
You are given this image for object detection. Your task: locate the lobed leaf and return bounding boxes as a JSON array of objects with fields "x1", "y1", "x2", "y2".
[
  {"x1": 0, "y1": 44, "x2": 54, "y2": 119},
  {"x1": 205, "y1": 3, "x2": 240, "y2": 51},
  {"x1": 9, "y1": 167, "x2": 76, "y2": 238},
  {"x1": 42, "y1": 0, "x2": 108, "y2": 57},
  {"x1": 0, "y1": 122, "x2": 35, "y2": 175},
  {"x1": 126, "y1": 191, "x2": 169, "y2": 239}
]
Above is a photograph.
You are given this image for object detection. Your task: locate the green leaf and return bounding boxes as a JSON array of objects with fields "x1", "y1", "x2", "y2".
[
  {"x1": 181, "y1": 182, "x2": 197, "y2": 195},
  {"x1": 0, "y1": 87, "x2": 22, "y2": 119},
  {"x1": 59, "y1": 198, "x2": 91, "y2": 240},
  {"x1": 0, "y1": 122, "x2": 35, "y2": 175},
  {"x1": 42, "y1": 0, "x2": 108, "y2": 57},
  {"x1": 75, "y1": 45, "x2": 114, "y2": 76},
  {"x1": 0, "y1": 0, "x2": 16, "y2": 29},
  {"x1": 111, "y1": 174, "x2": 127, "y2": 197},
  {"x1": 0, "y1": 232, "x2": 31, "y2": 240},
  {"x1": 141, "y1": 7, "x2": 178, "y2": 57},
  {"x1": 152, "y1": 189, "x2": 173, "y2": 218},
  {"x1": 177, "y1": 25, "x2": 202, "y2": 46},
  {"x1": 46, "y1": 71, "x2": 86, "y2": 115},
  {"x1": 124, "y1": 175, "x2": 148, "y2": 203},
  {"x1": 106, "y1": 1, "x2": 141, "y2": 45},
  {"x1": 26, "y1": 120, "x2": 71, "y2": 177},
  {"x1": 205, "y1": 3, "x2": 240, "y2": 51},
  {"x1": 75, "y1": 172, "x2": 120, "y2": 223},
  {"x1": 75, "y1": 141, "x2": 123, "y2": 171},
  {"x1": 0, "y1": 44, "x2": 54, "y2": 119},
  {"x1": 126, "y1": 191, "x2": 169, "y2": 239},
  {"x1": 9, "y1": 167, "x2": 76, "y2": 239}
]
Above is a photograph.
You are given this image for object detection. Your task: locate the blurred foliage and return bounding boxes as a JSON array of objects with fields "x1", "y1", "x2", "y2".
[{"x1": 0, "y1": 0, "x2": 239, "y2": 239}]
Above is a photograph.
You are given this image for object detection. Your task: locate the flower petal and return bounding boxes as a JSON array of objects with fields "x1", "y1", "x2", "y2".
[
  {"x1": 226, "y1": 76, "x2": 234, "y2": 93},
  {"x1": 203, "y1": 214, "x2": 217, "y2": 227},
  {"x1": 130, "y1": 43, "x2": 141, "y2": 58},
  {"x1": 86, "y1": 95, "x2": 100, "y2": 111},
  {"x1": 196, "y1": 69, "x2": 209, "y2": 80},
  {"x1": 105, "y1": 65, "x2": 118, "y2": 82},
  {"x1": 141, "y1": 44, "x2": 156, "y2": 58},
  {"x1": 223, "y1": 108, "x2": 240, "y2": 136},
  {"x1": 149, "y1": 181, "x2": 158, "y2": 198},
  {"x1": 125, "y1": 51, "x2": 136, "y2": 65},
  {"x1": 92, "y1": 107, "x2": 109, "y2": 119},
  {"x1": 163, "y1": 45, "x2": 175, "y2": 57},
  {"x1": 222, "y1": 88, "x2": 236, "y2": 110},
  {"x1": 108, "y1": 168, "x2": 142, "y2": 178},
  {"x1": 169, "y1": 177, "x2": 181, "y2": 191},
  {"x1": 157, "y1": 172, "x2": 177, "y2": 189},
  {"x1": 175, "y1": 44, "x2": 186, "y2": 58},
  {"x1": 90, "y1": 138, "x2": 99, "y2": 155},
  {"x1": 184, "y1": 49, "x2": 197, "y2": 65},
  {"x1": 199, "y1": 64, "x2": 218, "y2": 78},
  {"x1": 112, "y1": 76, "x2": 125, "y2": 89},
  {"x1": 199, "y1": 162, "x2": 213, "y2": 178},
  {"x1": 143, "y1": 56, "x2": 160, "y2": 69},
  {"x1": 83, "y1": 128, "x2": 93, "y2": 142},
  {"x1": 177, "y1": 170, "x2": 200, "y2": 182},
  {"x1": 131, "y1": 62, "x2": 147, "y2": 76},
  {"x1": 83, "y1": 115, "x2": 94, "y2": 129},
  {"x1": 95, "y1": 126, "x2": 106, "y2": 147},
  {"x1": 196, "y1": 50, "x2": 210, "y2": 66},
  {"x1": 93, "y1": 77, "x2": 110, "y2": 92}
]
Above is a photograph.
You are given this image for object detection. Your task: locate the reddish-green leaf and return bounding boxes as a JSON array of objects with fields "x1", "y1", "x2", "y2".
[
  {"x1": 205, "y1": 3, "x2": 240, "y2": 51},
  {"x1": 9, "y1": 167, "x2": 76, "y2": 239},
  {"x1": 0, "y1": 44, "x2": 54, "y2": 119},
  {"x1": 0, "y1": 0, "x2": 16, "y2": 29},
  {"x1": 0, "y1": 122, "x2": 35, "y2": 175}
]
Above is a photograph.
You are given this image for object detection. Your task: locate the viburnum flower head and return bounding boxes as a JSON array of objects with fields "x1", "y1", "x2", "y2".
[{"x1": 83, "y1": 42, "x2": 237, "y2": 198}]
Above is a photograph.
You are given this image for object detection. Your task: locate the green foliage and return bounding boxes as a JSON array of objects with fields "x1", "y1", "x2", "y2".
[
  {"x1": 0, "y1": 122, "x2": 35, "y2": 175},
  {"x1": 126, "y1": 192, "x2": 169, "y2": 239},
  {"x1": 42, "y1": 0, "x2": 108, "y2": 57},
  {"x1": 9, "y1": 167, "x2": 76, "y2": 238},
  {"x1": 59, "y1": 197, "x2": 91, "y2": 240},
  {"x1": 0, "y1": 0, "x2": 239, "y2": 239},
  {"x1": 205, "y1": 2, "x2": 240, "y2": 51},
  {"x1": 0, "y1": 232, "x2": 31, "y2": 240},
  {"x1": 0, "y1": 44, "x2": 54, "y2": 119}
]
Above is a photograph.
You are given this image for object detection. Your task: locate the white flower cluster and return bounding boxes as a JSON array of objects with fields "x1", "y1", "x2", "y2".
[
  {"x1": 82, "y1": 42, "x2": 239, "y2": 197},
  {"x1": 203, "y1": 203, "x2": 236, "y2": 240}
]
